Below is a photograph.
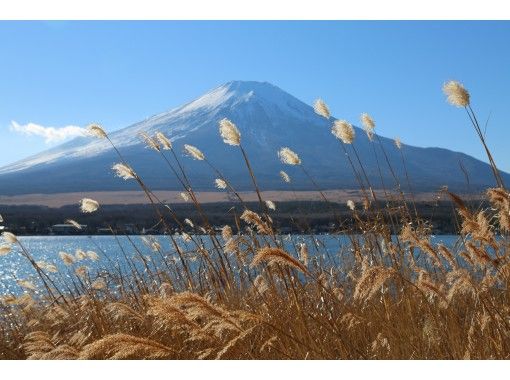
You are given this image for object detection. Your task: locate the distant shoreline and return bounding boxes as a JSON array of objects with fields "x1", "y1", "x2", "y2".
[
  {"x1": 0, "y1": 189, "x2": 484, "y2": 208},
  {"x1": 0, "y1": 198, "x2": 487, "y2": 236}
]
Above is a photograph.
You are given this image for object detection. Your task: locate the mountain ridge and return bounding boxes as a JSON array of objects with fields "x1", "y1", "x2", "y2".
[{"x1": 0, "y1": 80, "x2": 507, "y2": 195}]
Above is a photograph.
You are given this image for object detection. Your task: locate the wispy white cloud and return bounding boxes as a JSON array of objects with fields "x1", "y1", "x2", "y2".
[{"x1": 10, "y1": 121, "x2": 87, "y2": 143}]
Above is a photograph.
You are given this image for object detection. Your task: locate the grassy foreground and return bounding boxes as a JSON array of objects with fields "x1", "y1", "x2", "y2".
[{"x1": 0, "y1": 81, "x2": 509, "y2": 359}]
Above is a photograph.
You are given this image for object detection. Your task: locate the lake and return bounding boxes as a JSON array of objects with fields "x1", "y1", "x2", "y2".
[{"x1": 0, "y1": 234, "x2": 464, "y2": 296}]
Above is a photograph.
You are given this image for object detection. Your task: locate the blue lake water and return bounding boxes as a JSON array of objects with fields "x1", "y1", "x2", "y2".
[{"x1": 0, "y1": 234, "x2": 463, "y2": 296}]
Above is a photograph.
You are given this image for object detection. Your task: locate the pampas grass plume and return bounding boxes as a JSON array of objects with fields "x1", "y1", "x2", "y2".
[
  {"x1": 86, "y1": 250, "x2": 99, "y2": 261},
  {"x1": 332, "y1": 120, "x2": 355, "y2": 144},
  {"x1": 2, "y1": 231, "x2": 18, "y2": 244},
  {"x1": 65, "y1": 219, "x2": 82, "y2": 230},
  {"x1": 112, "y1": 163, "x2": 136, "y2": 180},
  {"x1": 140, "y1": 132, "x2": 160, "y2": 152},
  {"x1": 252, "y1": 247, "x2": 308, "y2": 273},
  {"x1": 219, "y1": 118, "x2": 241, "y2": 146},
  {"x1": 87, "y1": 123, "x2": 107, "y2": 139},
  {"x1": 156, "y1": 132, "x2": 172, "y2": 150},
  {"x1": 279, "y1": 170, "x2": 291, "y2": 183},
  {"x1": 265, "y1": 200, "x2": 276, "y2": 211},
  {"x1": 184, "y1": 144, "x2": 205, "y2": 161},
  {"x1": 59, "y1": 251, "x2": 75, "y2": 265},
  {"x1": 313, "y1": 99, "x2": 330, "y2": 119},
  {"x1": 443, "y1": 80, "x2": 470, "y2": 107},
  {"x1": 91, "y1": 278, "x2": 106, "y2": 290},
  {"x1": 221, "y1": 225, "x2": 233, "y2": 241},
  {"x1": 360, "y1": 113, "x2": 375, "y2": 141},
  {"x1": 278, "y1": 147, "x2": 301, "y2": 165},
  {"x1": 80, "y1": 198, "x2": 99, "y2": 213},
  {"x1": 0, "y1": 244, "x2": 11, "y2": 256},
  {"x1": 215, "y1": 178, "x2": 227, "y2": 189}
]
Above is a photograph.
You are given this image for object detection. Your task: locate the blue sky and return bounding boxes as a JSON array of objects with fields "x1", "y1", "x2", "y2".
[{"x1": 1, "y1": 21, "x2": 509, "y2": 171}]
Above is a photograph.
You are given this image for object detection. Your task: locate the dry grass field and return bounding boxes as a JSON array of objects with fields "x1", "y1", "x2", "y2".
[
  {"x1": 0, "y1": 81, "x2": 509, "y2": 359},
  {"x1": 0, "y1": 189, "x2": 448, "y2": 208}
]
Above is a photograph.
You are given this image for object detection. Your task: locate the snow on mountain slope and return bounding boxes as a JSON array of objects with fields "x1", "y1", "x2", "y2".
[
  {"x1": 0, "y1": 81, "x2": 312, "y2": 175},
  {"x1": 0, "y1": 80, "x2": 507, "y2": 195}
]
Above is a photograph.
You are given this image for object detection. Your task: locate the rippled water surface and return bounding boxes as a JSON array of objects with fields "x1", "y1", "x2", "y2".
[{"x1": 0, "y1": 234, "x2": 463, "y2": 295}]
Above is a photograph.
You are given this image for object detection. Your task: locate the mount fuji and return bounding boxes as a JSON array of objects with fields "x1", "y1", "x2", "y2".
[{"x1": 0, "y1": 81, "x2": 507, "y2": 196}]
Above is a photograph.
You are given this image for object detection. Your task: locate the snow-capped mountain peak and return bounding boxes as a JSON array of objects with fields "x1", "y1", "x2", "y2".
[
  {"x1": 0, "y1": 80, "x2": 507, "y2": 195},
  {"x1": 0, "y1": 81, "x2": 301, "y2": 175}
]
